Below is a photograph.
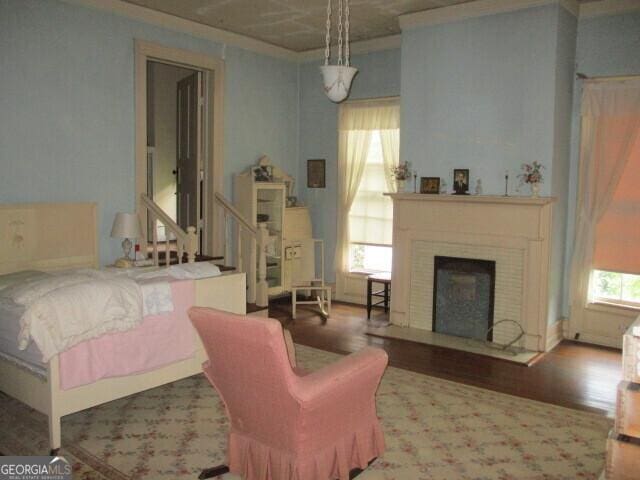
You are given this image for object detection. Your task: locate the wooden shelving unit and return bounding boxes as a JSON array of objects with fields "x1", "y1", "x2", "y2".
[{"x1": 234, "y1": 171, "x2": 286, "y2": 301}]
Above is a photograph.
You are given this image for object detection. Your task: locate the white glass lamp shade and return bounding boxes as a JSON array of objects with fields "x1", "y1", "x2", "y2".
[
  {"x1": 110, "y1": 212, "x2": 143, "y2": 239},
  {"x1": 320, "y1": 65, "x2": 358, "y2": 103}
]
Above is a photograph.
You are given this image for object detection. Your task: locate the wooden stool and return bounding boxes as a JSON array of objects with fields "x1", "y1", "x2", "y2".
[{"x1": 367, "y1": 272, "x2": 391, "y2": 320}]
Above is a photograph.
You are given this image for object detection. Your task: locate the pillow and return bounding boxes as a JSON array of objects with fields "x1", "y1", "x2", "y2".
[
  {"x1": 1, "y1": 269, "x2": 101, "y2": 306},
  {"x1": 0, "y1": 270, "x2": 48, "y2": 291},
  {"x1": 167, "y1": 262, "x2": 221, "y2": 279}
]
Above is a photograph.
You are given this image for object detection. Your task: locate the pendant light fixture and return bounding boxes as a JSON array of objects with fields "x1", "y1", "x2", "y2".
[{"x1": 320, "y1": 0, "x2": 357, "y2": 103}]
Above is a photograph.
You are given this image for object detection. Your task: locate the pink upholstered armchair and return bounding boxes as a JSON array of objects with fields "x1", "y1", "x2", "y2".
[{"x1": 188, "y1": 307, "x2": 388, "y2": 480}]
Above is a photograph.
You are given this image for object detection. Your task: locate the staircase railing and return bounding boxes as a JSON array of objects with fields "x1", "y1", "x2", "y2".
[
  {"x1": 140, "y1": 194, "x2": 197, "y2": 266},
  {"x1": 214, "y1": 192, "x2": 268, "y2": 307}
]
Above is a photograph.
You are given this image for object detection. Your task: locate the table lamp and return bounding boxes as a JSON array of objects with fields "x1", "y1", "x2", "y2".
[{"x1": 111, "y1": 212, "x2": 143, "y2": 268}]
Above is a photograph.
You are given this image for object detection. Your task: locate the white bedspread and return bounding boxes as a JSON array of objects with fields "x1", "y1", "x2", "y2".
[
  {"x1": 3, "y1": 270, "x2": 144, "y2": 362},
  {"x1": 134, "y1": 262, "x2": 222, "y2": 280},
  {"x1": 139, "y1": 280, "x2": 173, "y2": 316}
]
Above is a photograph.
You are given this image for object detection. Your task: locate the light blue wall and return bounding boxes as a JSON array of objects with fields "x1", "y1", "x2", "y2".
[
  {"x1": 402, "y1": 4, "x2": 577, "y2": 325},
  {"x1": 298, "y1": 49, "x2": 402, "y2": 281},
  {"x1": 3, "y1": 0, "x2": 638, "y2": 319},
  {"x1": 563, "y1": 11, "x2": 640, "y2": 315},
  {"x1": 401, "y1": 5, "x2": 561, "y2": 196},
  {"x1": 0, "y1": 0, "x2": 299, "y2": 265},
  {"x1": 225, "y1": 47, "x2": 299, "y2": 198}
]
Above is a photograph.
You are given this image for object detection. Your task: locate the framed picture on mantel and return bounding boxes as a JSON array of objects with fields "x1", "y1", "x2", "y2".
[
  {"x1": 420, "y1": 177, "x2": 440, "y2": 194},
  {"x1": 453, "y1": 169, "x2": 469, "y2": 195}
]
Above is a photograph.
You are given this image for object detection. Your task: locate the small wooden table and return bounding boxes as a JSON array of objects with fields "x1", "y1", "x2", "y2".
[{"x1": 367, "y1": 272, "x2": 391, "y2": 320}]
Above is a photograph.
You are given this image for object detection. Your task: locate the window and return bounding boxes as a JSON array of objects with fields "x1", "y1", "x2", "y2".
[
  {"x1": 336, "y1": 97, "x2": 400, "y2": 277},
  {"x1": 348, "y1": 132, "x2": 394, "y2": 273},
  {"x1": 587, "y1": 115, "x2": 640, "y2": 308},
  {"x1": 570, "y1": 80, "x2": 640, "y2": 338},
  {"x1": 591, "y1": 270, "x2": 640, "y2": 307}
]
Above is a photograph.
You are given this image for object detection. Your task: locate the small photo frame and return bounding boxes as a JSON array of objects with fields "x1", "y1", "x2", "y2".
[
  {"x1": 307, "y1": 159, "x2": 326, "y2": 188},
  {"x1": 453, "y1": 169, "x2": 469, "y2": 195},
  {"x1": 420, "y1": 177, "x2": 440, "y2": 194}
]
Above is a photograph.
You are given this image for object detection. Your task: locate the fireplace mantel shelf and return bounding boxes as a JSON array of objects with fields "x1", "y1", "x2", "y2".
[{"x1": 385, "y1": 193, "x2": 556, "y2": 206}]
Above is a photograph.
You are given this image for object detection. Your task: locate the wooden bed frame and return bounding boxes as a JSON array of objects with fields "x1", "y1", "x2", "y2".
[{"x1": 0, "y1": 202, "x2": 246, "y2": 453}]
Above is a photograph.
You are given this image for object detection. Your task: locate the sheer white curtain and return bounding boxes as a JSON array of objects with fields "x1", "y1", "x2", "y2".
[
  {"x1": 349, "y1": 133, "x2": 395, "y2": 246},
  {"x1": 569, "y1": 80, "x2": 640, "y2": 327},
  {"x1": 380, "y1": 129, "x2": 400, "y2": 193},
  {"x1": 336, "y1": 98, "x2": 400, "y2": 274}
]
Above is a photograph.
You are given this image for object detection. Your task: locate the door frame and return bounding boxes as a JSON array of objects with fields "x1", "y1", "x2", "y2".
[{"x1": 135, "y1": 39, "x2": 225, "y2": 257}]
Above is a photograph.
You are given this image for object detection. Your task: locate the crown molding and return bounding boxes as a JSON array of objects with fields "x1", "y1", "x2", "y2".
[
  {"x1": 297, "y1": 34, "x2": 402, "y2": 62},
  {"x1": 399, "y1": 0, "x2": 578, "y2": 30},
  {"x1": 58, "y1": 0, "x2": 639, "y2": 64},
  {"x1": 579, "y1": 0, "x2": 640, "y2": 18},
  {"x1": 61, "y1": 0, "x2": 298, "y2": 62},
  {"x1": 561, "y1": 0, "x2": 580, "y2": 17}
]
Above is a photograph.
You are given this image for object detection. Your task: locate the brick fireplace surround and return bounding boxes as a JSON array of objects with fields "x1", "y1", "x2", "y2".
[{"x1": 387, "y1": 194, "x2": 557, "y2": 352}]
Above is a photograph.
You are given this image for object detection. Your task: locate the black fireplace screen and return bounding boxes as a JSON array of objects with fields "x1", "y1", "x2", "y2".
[{"x1": 432, "y1": 256, "x2": 496, "y2": 341}]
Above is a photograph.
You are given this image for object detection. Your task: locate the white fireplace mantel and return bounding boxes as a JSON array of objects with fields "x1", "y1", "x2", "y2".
[
  {"x1": 387, "y1": 193, "x2": 556, "y2": 352},
  {"x1": 385, "y1": 193, "x2": 555, "y2": 206}
]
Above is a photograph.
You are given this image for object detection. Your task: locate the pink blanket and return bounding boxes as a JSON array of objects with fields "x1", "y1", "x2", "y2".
[{"x1": 58, "y1": 279, "x2": 195, "y2": 390}]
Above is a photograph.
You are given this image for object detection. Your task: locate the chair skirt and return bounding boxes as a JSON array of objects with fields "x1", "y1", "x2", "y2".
[{"x1": 228, "y1": 419, "x2": 385, "y2": 480}]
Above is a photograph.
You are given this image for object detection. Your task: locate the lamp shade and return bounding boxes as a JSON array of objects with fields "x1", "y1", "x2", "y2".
[
  {"x1": 110, "y1": 212, "x2": 143, "y2": 239},
  {"x1": 320, "y1": 65, "x2": 358, "y2": 103}
]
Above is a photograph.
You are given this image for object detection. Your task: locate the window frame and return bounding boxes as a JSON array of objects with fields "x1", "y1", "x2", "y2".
[{"x1": 589, "y1": 269, "x2": 640, "y2": 311}]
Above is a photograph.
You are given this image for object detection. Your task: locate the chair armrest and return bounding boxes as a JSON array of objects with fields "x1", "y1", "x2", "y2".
[
  {"x1": 283, "y1": 328, "x2": 297, "y2": 368},
  {"x1": 291, "y1": 347, "x2": 388, "y2": 406},
  {"x1": 289, "y1": 348, "x2": 387, "y2": 455}
]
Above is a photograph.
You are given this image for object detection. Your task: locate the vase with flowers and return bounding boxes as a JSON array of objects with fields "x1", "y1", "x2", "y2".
[
  {"x1": 390, "y1": 161, "x2": 411, "y2": 193},
  {"x1": 518, "y1": 161, "x2": 544, "y2": 197}
]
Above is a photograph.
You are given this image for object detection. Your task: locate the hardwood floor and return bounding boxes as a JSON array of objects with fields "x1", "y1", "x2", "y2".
[{"x1": 269, "y1": 299, "x2": 622, "y2": 418}]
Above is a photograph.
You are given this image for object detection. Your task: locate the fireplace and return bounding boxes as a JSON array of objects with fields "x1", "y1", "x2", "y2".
[
  {"x1": 386, "y1": 194, "x2": 556, "y2": 352},
  {"x1": 432, "y1": 256, "x2": 496, "y2": 341}
]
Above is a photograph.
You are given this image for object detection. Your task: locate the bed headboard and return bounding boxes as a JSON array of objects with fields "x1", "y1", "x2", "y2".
[{"x1": 0, "y1": 202, "x2": 98, "y2": 274}]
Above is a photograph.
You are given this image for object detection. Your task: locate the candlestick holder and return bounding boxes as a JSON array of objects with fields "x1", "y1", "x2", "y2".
[{"x1": 504, "y1": 171, "x2": 509, "y2": 196}]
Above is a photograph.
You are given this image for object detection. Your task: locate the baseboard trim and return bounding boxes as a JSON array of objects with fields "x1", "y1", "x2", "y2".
[
  {"x1": 572, "y1": 333, "x2": 623, "y2": 349},
  {"x1": 545, "y1": 318, "x2": 566, "y2": 351},
  {"x1": 335, "y1": 292, "x2": 366, "y2": 306},
  {"x1": 336, "y1": 273, "x2": 368, "y2": 306}
]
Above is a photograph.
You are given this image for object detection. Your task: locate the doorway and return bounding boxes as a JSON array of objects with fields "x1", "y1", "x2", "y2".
[
  {"x1": 135, "y1": 40, "x2": 225, "y2": 258},
  {"x1": 146, "y1": 61, "x2": 203, "y2": 242}
]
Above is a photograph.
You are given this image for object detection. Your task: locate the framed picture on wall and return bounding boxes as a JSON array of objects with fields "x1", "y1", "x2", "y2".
[
  {"x1": 420, "y1": 177, "x2": 440, "y2": 194},
  {"x1": 307, "y1": 159, "x2": 326, "y2": 188}
]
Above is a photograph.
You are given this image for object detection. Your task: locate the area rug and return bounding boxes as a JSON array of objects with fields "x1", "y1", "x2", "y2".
[{"x1": 0, "y1": 345, "x2": 611, "y2": 479}]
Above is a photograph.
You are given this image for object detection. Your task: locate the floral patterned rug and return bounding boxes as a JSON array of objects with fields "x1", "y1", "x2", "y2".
[{"x1": 0, "y1": 345, "x2": 611, "y2": 479}]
